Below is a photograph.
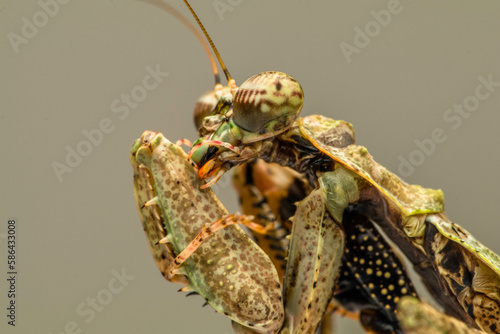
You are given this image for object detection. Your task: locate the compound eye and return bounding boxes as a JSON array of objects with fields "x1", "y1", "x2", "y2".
[
  {"x1": 193, "y1": 86, "x2": 232, "y2": 129},
  {"x1": 193, "y1": 89, "x2": 218, "y2": 129},
  {"x1": 232, "y1": 71, "x2": 304, "y2": 133}
]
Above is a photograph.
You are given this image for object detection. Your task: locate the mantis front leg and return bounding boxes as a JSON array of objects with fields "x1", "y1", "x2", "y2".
[
  {"x1": 281, "y1": 167, "x2": 360, "y2": 333},
  {"x1": 131, "y1": 131, "x2": 283, "y2": 333}
]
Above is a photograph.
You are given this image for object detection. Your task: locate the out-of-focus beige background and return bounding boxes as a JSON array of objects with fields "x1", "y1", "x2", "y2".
[{"x1": 1, "y1": 1, "x2": 499, "y2": 333}]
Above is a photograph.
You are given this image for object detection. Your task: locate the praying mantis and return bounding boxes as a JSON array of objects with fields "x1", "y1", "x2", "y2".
[{"x1": 131, "y1": 1, "x2": 500, "y2": 333}]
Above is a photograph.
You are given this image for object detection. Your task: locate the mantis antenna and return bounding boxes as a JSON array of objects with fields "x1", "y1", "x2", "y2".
[
  {"x1": 181, "y1": 0, "x2": 233, "y2": 84},
  {"x1": 141, "y1": 0, "x2": 227, "y2": 86}
]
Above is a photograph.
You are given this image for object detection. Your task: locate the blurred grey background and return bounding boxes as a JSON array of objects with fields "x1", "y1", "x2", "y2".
[{"x1": 1, "y1": 1, "x2": 499, "y2": 333}]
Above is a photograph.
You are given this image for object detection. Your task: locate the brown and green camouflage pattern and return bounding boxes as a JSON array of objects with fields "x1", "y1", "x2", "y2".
[
  {"x1": 131, "y1": 131, "x2": 283, "y2": 333},
  {"x1": 299, "y1": 115, "x2": 444, "y2": 216}
]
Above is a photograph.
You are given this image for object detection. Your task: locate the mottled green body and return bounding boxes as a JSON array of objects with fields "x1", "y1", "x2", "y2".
[
  {"x1": 298, "y1": 115, "x2": 500, "y2": 333},
  {"x1": 397, "y1": 297, "x2": 486, "y2": 334},
  {"x1": 131, "y1": 131, "x2": 283, "y2": 332},
  {"x1": 427, "y1": 215, "x2": 500, "y2": 276},
  {"x1": 131, "y1": 32, "x2": 499, "y2": 331},
  {"x1": 231, "y1": 156, "x2": 423, "y2": 333},
  {"x1": 130, "y1": 2, "x2": 500, "y2": 332},
  {"x1": 190, "y1": 93, "x2": 500, "y2": 332},
  {"x1": 299, "y1": 115, "x2": 444, "y2": 215}
]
